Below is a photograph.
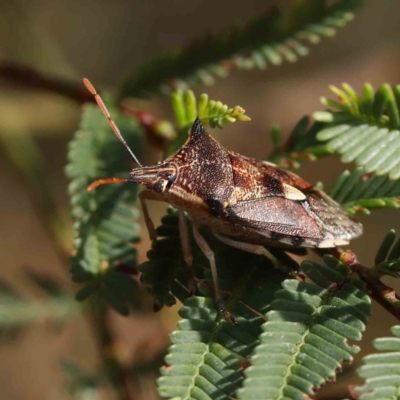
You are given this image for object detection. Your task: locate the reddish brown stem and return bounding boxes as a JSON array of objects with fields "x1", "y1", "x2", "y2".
[
  {"x1": 121, "y1": 104, "x2": 172, "y2": 151},
  {"x1": 88, "y1": 303, "x2": 132, "y2": 400},
  {"x1": 318, "y1": 247, "x2": 400, "y2": 321},
  {"x1": 0, "y1": 62, "x2": 94, "y2": 103}
]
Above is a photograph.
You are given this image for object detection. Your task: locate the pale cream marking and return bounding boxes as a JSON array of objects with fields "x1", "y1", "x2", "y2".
[
  {"x1": 317, "y1": 239, "x2": 349, "y2": 248},
  {"x1": 282, "y1": 183, "x2": 306, "y2": 201}
]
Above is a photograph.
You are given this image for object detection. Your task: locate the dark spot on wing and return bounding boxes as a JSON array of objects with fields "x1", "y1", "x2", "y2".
[{"x1": 205, "y1": 198, "x2": 228, "y2": 217}]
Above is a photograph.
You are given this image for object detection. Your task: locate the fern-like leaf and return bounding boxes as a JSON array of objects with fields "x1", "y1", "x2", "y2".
[
  {"x1": 142, "y1": 212, "x2": 293, "y2": 399},
  {"x1": 122, "y1": 0, "x2": 362, "y2": 97},
  {"x1": 0, "y1": 274, "x2": 78, "y2": 341},
  {"x1": 238, "y1": 255, "x2": 371, "y2": 400},
  {"x1": 372, "y1": 230, "x2": 400, "y2": 278},
  {"x1": 66, "y1": 101, "x2": 144, "y2": 315},
  {"x1": 314, "y1": 83, "x2": 400, "y2": 179},
  {"x1": 138, "y1": 209, "x2": 189, "y2": 311},
  {"x1": 172, "y1": 90, "x2": 250, "y2": 130},
  {"x1": 157, "y1": 277, "x2": 286, "y2": 400},
  {"x1": 167, "y1": 90, "x2": 250, "y2": 156},
  {"x1": 354, "y1": 325, "x2": 400, "y2": 400},
  {"x1": 268, "y1": 116, "x2": 332, "y2": 168},
  {"x1": 139, "y1": 208, "x2": 288, "y2": 311},
  {"x1": 329, "y1": 168, "x2": 400, "y2": 214}
]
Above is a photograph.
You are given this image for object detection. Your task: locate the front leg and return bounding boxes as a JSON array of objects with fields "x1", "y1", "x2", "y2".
[
  {"x1": 139, "y1": 190, "x2": 165, "y2": 241},
  {"x1": 178, "y1": 210, "x2": 196, "y2": 294}
]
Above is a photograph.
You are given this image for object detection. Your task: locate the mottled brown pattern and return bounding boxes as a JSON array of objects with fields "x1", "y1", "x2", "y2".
[
  {"x1": 230, "y1": 151, "x2": 313, "y2": 191},
  {"x1": 229, "y1": 153, "x2": 285, "y2": 202},
  {"x1": 165, "y1": 126, "x2": 236, "y2": 213},
  {"x1": 129, "y1": 118, "x2": 363, "y2": 248}
]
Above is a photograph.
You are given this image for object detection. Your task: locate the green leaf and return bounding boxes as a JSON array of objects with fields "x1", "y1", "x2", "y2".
[
  {"x1": 268, "y1": 115, "x2": 335, "y2": 169},
  {"x1": 167, "y1": 90, "x2": 250, "y2": 156},
  {"x1": 371, "y1": 230, "x2": 400, "y2": 278},
  {"x1": 0, "y1": 272, "x2": 79, "y2": 341},
  {"x1": 375, "y1": 230, "x2": 397, "y2": 265},
  {"x1": 354, "y1": 325, "x2": 400, "y2": 399},
  {"x1": 328, "y1": 167, "x2": 400, "y2": 214},
  {"x1": 145, "y1": 212, "x2": 296, "y2": 399},
  {"x1": 66, "y1": 101, "x2": 144, "y2": 315},
  {"x1": 238, "y1": 255, "x2": 371, "y2": 400},
  {"x1": 150, "y1": 210, "x2": 371, "y2": 399},
  {"x1": 122, "y1": 0, "x2": 362, "y2": 97},
  {"x1": 315, "y1": 83, "x2": 400, "y2": 179},
  {"x1": 157, "y1": 273, "x2": 287, "y2": 399},
  {"x1": 139, "y1": 208, "x2": 287, "y2": 313}
]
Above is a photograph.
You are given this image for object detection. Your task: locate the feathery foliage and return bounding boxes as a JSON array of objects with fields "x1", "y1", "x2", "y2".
[
  {"x1": 268, "y1": 116, "x2": 332, "y2": 168},
  {"x1": 354, "y1": 325, "x2": 400, "y2": 400},
  {"x1": 66, "y1": 102, "x2": 144, "y2": 315},
  {"x1": 153, "y1": 237, "x2": 289, "y2": 399},
  {"x1": 172, "y1": 90, "x2": 250, "y2": 130},
  {"x1": 138, "y1": 208, "x2": 189, "y2": 311},
  {"x1": 122, "y1": 0, "x2": 362, "y2": 98},
  {"x1": 167, "y1": 89, "x2": 250, "y2": 156},
  {"x1": 329, "y1": 168, "x2": 400, "y2": 214},
  {"x1": 0, "y1": 271, "x2": 78, "y2": 341},
  {"x1": 314, "y1": 82, "x2": 400, "y2": 179},
  {"x1": 238, "y1": 255, "x2": 371, "y2": 400},
  {"x1": 139, "y1": 208, "x2": 288, "y2": 312},
  {"x1": 373, "y1": 230, "x2": 400, "y2": 278},
  {"x1": 140, "y1": 211, "x2": 300, "y2": 399}
]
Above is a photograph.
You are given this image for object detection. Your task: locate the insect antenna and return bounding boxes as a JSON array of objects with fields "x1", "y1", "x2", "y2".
[
  {"x1": 86, "y1": 177, "x2": 128, "y2": 192},
  {"x1": 83, "y1": 78, "x2": 142, "y2": 167}
]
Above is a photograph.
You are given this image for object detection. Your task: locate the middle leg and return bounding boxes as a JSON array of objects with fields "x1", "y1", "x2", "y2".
[
  {"x1": 192, "y1": 226, "x2": 236, "y2": 322},
  {"x1": 213, "y1": 232, "x2": 296, "y2": 276}
]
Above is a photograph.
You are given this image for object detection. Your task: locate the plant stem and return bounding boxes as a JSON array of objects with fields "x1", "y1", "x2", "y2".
[
  {"x1": 318, "y1": 248, "x2": 400, "y2": 321},
  {"x1": 0, "y1": 130, "x2": 70, "y2": 265},
  {"x1": 89, "y1": 302, "x2": 131, "y2": 400},
  {"x1": 1, "y1": 62, "x2": 93, "y2": 103}
]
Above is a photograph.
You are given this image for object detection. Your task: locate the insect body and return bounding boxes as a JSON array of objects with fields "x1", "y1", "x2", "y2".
[{"x1": 84, "y1": 78, "x2": 362, "y2": 317}]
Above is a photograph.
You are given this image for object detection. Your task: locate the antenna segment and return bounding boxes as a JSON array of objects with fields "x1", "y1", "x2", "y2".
[{"x1": 83, "y1": 78, "x2": 142, "y2": 167}]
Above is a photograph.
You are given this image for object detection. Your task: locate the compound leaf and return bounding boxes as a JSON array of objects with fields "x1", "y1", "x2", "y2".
[
  {"x1": 66, "y1": 101, "x2": 144, "y2": 315},
  {"x1": 315, "y1": 83, "x2": 400, "y2": 179},
  {"x1": 122, "y1": 0, "x2": 362, "y2": 97},
  {"x1": 329, "y1": 168, "x2": 400, "y2": 215},
  {"x1": 238, "y1": 255, "x2": 371, "y2": 400},
  {"x1": 354, "y1": 325, "x2": 400, "y2": 400}
]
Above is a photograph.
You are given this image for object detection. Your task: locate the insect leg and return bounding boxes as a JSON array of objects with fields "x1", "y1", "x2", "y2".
[
  {"x1": 139, "y1": 190, "x2": 165, "y2": 241},
  {"x1": 213, "y1": 232, "x2": 274, "y2": 258},
  {"x1": 192, "y1": 226, "x2": 236, "y2": 323},
  {"x1": 178, "y1": 211, "x2": 196, "y2": 294},
  {"x1": 213, "y1": 232, "x2": 295, "y2": 276}
]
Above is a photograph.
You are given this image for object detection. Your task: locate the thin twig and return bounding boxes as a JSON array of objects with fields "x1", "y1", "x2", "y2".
[
  {"x1": 0, "y1": 62, "x2": 94, "y2": 103},
  {"x1": 121, "y1": 104, "x2": 176, "y2": 153},
  {"x1": 88, "y1": 302, "x2": 132, "y2": 400},
  {"x1": 317, "y1": 247, "x2": 400, "y2": 321},
  {"x1": 1, "y1": 62, "x2": 174, "y2": 156}
]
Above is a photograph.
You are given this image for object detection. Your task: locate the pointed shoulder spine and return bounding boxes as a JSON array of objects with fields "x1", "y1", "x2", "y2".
[{"x1": 190, "y1": 117, "x2": 206, "y2": 139}]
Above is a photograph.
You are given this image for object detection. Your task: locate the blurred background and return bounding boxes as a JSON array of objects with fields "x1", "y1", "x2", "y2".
[{"x1": 1, "y1": 0, "x2": 400, "y2": 399}]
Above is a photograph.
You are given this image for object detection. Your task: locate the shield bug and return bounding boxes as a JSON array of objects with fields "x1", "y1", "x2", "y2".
[{"x1": 83, "y1": 78, "x2": 362, "y2": 319}]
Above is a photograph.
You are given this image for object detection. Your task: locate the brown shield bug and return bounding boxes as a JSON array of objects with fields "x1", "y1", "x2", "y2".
[{"x1": 83, "y1": 78, "x2": 362, "y2": 320}]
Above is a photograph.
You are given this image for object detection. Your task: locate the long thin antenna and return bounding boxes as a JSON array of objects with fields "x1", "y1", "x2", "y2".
[{"x1": 83, "y1": 78, "x2": 142, "y2": 167}]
